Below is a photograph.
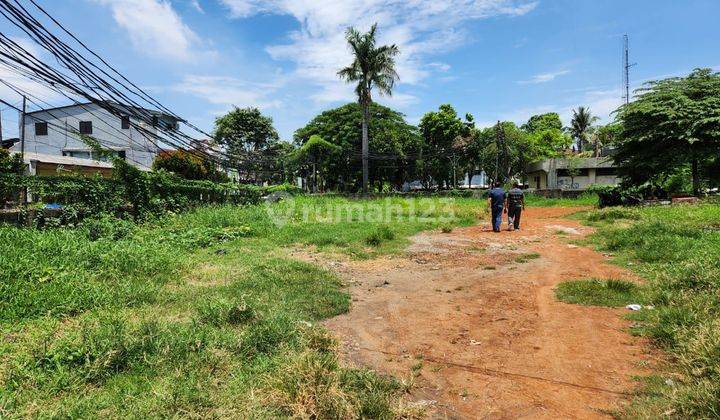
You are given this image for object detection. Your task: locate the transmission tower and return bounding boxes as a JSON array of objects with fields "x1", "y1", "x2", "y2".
[{"x1": 622, "y1": 34, "x2": 636, "y2": 105}]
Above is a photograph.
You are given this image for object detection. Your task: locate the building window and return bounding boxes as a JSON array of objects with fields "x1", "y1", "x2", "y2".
[
  {"x1": 79, "y1": 121, "x2": 93, "y2": 135},
  {"x1": 121, "y1": 116, "x2": 130, "y2": 129},
  {"x1": 557, "y1": 168, "x2": 589, "y2": 177},
  {"x1": 596, "y1": 167, "x2": 617, "y2": 176},
  {"x1": 35, "y1": 122, "x2": 48, "y2": 136},
  {"x1": 117, "y1": 150, "x2": 126, "y2": 160},
  {"x1": 64, "y1": 150, "x2": 91, "y2": 159},
  {"x1": 151, "y1": 116, "x2": 159, "y2": 127}
]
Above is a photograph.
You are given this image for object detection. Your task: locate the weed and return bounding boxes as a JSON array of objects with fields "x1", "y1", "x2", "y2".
[
  {"x1": 0, "y1": 196, "x2": 489, "y2": 417},
  {"x1": 555, "y1": 279, "x2": 641, "y2": 307},
  {"x1": 195, "y1": 297, "x2": 256, "y2": 327},
  {"x1": 582, "y1": 204, "x2": 720, "y2": 418},
  {"x1": 514, "y1": 252, "x2": 541, "y2": 263}
]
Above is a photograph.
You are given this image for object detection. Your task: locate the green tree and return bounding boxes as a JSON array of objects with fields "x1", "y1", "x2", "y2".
[
  {"x1": 564, "y1": 154, "x2": 582, "y2": 190},
  {"x1": 292, "y1": 135, "x2": 340, "y2": 193},
  {"x1": 295, "y1": 103, "x2": 420, "y2": 192},
  {"x1": 152, "y1": 150, "x2": 228, "y2": 181},
  {"x1": 213, "y1": 107, "x2": 280, "y2": 183},
  {"x1": 614, "y1": 68, "x2": 720, "y2": 195},
  {"x1": 569, "y1": 106, "x2": 599, "y2": 152},
  {"x1": 469, "y1": 121, "x2": 532, "y2": 186},
  {"x1": 523, "y1": 113, "x2": 572, "y2": 159},
  {"x1": 522, "y1": 112, "x2": 563, "y2": 133},
  {"x1": 419, "y1": 104, "x2": 467, "y2": 188},
  {"x1": 338, "y1": 24, "x2": 400, "y2": 194},
  {"x1": 0, "y1": 148, "x2": 24, "y2": 174}
]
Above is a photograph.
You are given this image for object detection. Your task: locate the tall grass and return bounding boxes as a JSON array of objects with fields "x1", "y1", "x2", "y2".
[
  {"x1": 583, "y1": 203, "x2": 720, "y2": 417},
  {"x1": 0, "y1": 195, "x2": 480, "y2": 417}
]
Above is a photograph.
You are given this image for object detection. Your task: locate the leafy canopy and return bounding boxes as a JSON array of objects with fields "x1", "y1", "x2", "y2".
[
  {"x1": 614, "y1": 68, "x2": 720, "y2": 192},
  {"x1": 152, "y1": 150, "x2": 228, "y2": 182},
  {"x1": 294, "y1": 103, "x2": 420, "y2": 191},
  {"x1": 337, "y1": 23, "x2": 400, "y2": 105}
]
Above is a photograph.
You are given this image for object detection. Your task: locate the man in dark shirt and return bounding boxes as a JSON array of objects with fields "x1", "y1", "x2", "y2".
[
  {"x1": 487, "y1": 182, "x2": 506, "y2": 232},
  {"x1": 505, "y1": 182, "x2": 525, "y2": 231}
]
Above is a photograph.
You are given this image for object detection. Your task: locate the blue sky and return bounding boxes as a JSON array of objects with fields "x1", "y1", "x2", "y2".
[{"x1": 2, "y1": 0, "x2": 719, "y2": 140}]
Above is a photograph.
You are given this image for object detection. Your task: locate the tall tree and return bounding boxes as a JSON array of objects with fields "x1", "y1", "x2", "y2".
[
  {"x1": 292, "y1": 135, "x2": 340, "y2": 193},
  {"x1": 569, "y1": 106, "x2": 599, "y2": 152},
  {"x1": 295, "y1": 103, "x2": 420, "y2": 192},
  {"x1": 614, "y1": 68, "x2": 720, "y2": 195},
  {"x1": 469, "y1": 122, "x2": 532, "y2": 186},
  {"x1": 338, "y1": 24, "x2": 400, "y2": 194},
  {"x1": 522, "y1": 112, "x2": 563, "y2": 133},
  {"x1": 213, "y1": 107, "x2": 280, "y2": 183},
  {"x1": 523, "y1": 113, "x2": 572, "y2": 158},
  {"x1": 419, "y1": 104, "x2": 466, "y2": 188}
]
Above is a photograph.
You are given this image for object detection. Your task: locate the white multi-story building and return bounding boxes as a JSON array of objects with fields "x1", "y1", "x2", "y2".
[{"x1": 9, "y1": 102, "x2": 181, "y2": 170}]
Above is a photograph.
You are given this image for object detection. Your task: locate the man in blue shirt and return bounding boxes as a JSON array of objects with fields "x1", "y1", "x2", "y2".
[{"x1": 487, "y1": 182, "x2": 506, "y2": 232}]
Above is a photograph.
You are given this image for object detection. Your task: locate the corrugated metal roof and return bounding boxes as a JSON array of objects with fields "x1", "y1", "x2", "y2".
[{"x1": 20, "y1": 152, "x2": 114, "y2": 168}]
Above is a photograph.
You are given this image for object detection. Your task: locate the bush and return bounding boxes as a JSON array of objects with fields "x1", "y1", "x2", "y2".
[
  {"x1": 364, "y1": 225, "x2": 394, "y2": 247},
  {"x1": 82, "y1": 214, "x2": 135, "y2": 241}
]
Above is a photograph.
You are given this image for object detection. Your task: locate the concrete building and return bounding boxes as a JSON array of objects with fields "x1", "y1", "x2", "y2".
[
  {"x1": 525, "y1": 157, "x2": 620, "y2": 191},
  {"x1": 9, "y1": 102, "x2": 181, "y2": 170}
]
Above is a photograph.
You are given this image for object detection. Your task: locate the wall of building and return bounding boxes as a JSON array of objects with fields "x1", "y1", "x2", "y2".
[
  {"x1": 10, "y1": 103, "x2": 159, "y2": 169},
  {"x1": 529, "y1": 168, "x2": 620, "y2": 191}
]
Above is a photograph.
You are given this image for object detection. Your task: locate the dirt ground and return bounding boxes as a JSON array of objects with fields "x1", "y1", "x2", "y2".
[{"x1": 296, "y1": 207, "x2": 651, "y2": 419}]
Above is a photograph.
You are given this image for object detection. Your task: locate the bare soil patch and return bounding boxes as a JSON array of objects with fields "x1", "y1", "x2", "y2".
[{"x1": 302, "y1": 207, "x2": 650, "y2": 418}]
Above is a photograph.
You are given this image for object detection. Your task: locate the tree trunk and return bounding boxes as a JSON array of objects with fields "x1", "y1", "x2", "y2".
[
  {"x1": 312, "y1": 161, "x2": 317, "y2": 193},
  {"x1": 692, "y1": 155, "x2": 700, "y2": 196},
  {"x1": 362, "y1": 103, "x2": 370, "y2": 195},
  {"x1": 595, "y1": 139, "x2": 600, "y2": 158}
]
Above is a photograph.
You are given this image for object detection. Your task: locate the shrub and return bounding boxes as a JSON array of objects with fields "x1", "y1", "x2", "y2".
[
  {"x1": 364, "y1": 225, "x2": 394, "y2": 247},
  {"x1": 82, "y1": 214, "x2": 135, "y2": 241}
]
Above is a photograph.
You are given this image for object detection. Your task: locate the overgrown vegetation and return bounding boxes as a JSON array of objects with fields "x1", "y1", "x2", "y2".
[
  {"x1": 0, "y1": 195, "x2": 482, "y2": 417},
  {"x1": 580, "y1": 203, "x2": 720, "y2": 418}
]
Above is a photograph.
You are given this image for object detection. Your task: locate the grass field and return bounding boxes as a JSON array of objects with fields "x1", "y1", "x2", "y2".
[
  {"x1": 524, "y1": 192, "x2": 598, "y2": 207},
  {"x1": 0, "y1": 196, "x2": 484, "y2": 418},
  {"x1": 570, "y1": 203, "x2": 720, "y2": 418}
]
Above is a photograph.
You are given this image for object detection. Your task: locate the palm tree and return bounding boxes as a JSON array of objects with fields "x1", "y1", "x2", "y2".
[
  {"x1": 338, "y1": 24, "x2": 399, "y2": 194},
  {"x1": 569, "y1": 106, "x2": 599, "y2": 152}
]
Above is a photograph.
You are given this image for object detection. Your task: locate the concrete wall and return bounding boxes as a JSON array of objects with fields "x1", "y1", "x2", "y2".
[
  {"x1": 10, "y1": 103, "x2": 160, "y2": 169},
  {"x1": 529, "y1": 167, "x2": 621, "y2": 191}
]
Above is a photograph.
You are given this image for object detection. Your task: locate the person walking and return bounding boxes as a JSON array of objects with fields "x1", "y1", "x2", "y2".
[
  {"x1": 505, "y1": 182, "x2": 525, "y2": 231},
  {"x1": 487, "y1": 182, "x2": 506, "y2": 232}
]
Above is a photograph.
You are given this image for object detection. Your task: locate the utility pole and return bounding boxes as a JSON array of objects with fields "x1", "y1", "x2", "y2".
[
  {"x1": 19, "y1": 95, "x2": 27, "y2": 203},
  {"x1": 0, "y1": 106, "x2": 3, "y2": 146},
  {"x1": 19, "y1": 95, "x2": 26, "y2": 159},
  {"x1": 622, "y1": 34, "x2": 636, "y2": 105}
]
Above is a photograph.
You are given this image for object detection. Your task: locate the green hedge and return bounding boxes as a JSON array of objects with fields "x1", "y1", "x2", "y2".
[{"x1": 0, "y1": 172, "x2": 268, "y2": 222}]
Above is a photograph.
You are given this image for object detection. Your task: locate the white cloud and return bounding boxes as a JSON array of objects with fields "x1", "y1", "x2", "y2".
[
  {"x1": 0, "y1": 38, "x2": 68, "y2": 105},
  {"x1": 190, "y1": 0, "x2": 205, "y2": 13},
  {"x1": 221, "y1": 0, "x2": 537, "y2": 104},
  {"x1": 428, "y1": 62, "x2": 451, "y2": 72},
  {"x1": 517, "y1": 69, "x2": 570, "y2": 84},
  {"x1": 172, "y1": 75, "x2": 283, "y2": 109},
  {"x1": 92, "y1": 0, "x2": 204, "y2": 61}
]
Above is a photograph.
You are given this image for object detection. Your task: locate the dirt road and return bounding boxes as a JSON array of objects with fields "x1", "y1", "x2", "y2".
[{"x1": 312, "y1": 207, "x2": 649, "y2": 418}]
